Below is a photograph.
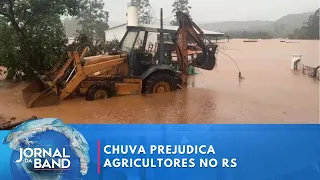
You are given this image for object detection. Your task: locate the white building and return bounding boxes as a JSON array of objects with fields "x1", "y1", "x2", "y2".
[
  {"x1": 104, "y1": 23, "x2": 225, "y2": 43},
  {"x1": 104, "y1": 23, "x2": 128, "y2": 41},
  {"x1": 105, "y1": 2, "x2": 225, "y2": 43},
  {"x1": 67, "y1": 37, "x2": 75, "y2": 45}
]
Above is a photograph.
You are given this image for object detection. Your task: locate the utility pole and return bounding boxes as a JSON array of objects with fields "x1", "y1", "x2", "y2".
[{"x1": 159, "y1": 8, "x2": 165, "y2": 65}]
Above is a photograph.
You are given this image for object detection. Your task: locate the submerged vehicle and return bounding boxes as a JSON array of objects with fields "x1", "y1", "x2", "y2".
[{"x1": 22, "y1": 11, "x2": 218, "y2": 108}]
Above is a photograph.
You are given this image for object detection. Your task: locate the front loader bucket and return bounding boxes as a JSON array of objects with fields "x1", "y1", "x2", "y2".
[{"x1": 22, "y1": 78, "x2": 59, "y2": 108}]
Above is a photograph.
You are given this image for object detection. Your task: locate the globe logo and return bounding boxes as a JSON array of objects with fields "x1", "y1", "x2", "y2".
[{"x1": 2, "y1": 118, "x2": 90, "y2": 180}]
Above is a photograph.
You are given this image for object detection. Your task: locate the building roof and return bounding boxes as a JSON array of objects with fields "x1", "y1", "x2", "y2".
[
  {"x1": 106, "y1": 23, "x2": 225, "y2": 37},
  {"x1": 108, "y1": 23, "x2": 127, "y2": 30},
  {"x1": 140, "y1": 23, "x2": 225, "y2": 36}
]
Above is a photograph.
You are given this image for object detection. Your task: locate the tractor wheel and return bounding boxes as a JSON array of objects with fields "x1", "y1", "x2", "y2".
[
  {"x1": 144, "y1": 73, "x2": 177, "y2": 94},
  {"x1": 86, "y1": 84, "x2": 111, "y2": 101}
]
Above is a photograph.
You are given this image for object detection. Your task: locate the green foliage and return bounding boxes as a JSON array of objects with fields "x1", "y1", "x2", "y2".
[
  {"x1": 0, "y1": 17, "x2": 18, "y2": 79},
  {"x1": 0, "y1": 0, "x2": 112, "y2": 80},
  {"x1": 0, "y1": 0, "x2": 82, "y2": 80},
  {"x1": 77, "y1": 0, "x2": 109, "y2": 41},
  {"x1": 170, "y1": 0, "x2": 192, "y2": 25},
  {"x1": 136, "y1": 0, "x2": 154, "y2": 24},
  {"x1": 289, "y1": 9, "x2": 319, "y2": 39},
  {"x1": 67, "y1": 30, "x2": 119, "y2": 56}
]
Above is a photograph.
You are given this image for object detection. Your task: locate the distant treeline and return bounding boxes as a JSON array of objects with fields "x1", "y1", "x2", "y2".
[
  {"x1": 288, "y1": 9, "x2": 319, "y2": 39},
  {"x1": 224, "y1": 9, "x2": 319, "y2": 40},
  {"x1": 225, "y1": 31, "x2": 273, "y2": 39}
]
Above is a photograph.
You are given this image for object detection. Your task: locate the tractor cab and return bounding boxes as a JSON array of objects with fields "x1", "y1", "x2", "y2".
[{"x1": 115, "y1": 26, "x2": 178, "y2": 77}]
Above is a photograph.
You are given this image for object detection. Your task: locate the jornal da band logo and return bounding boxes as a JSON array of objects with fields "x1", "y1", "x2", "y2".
[
  {"x1": 3, "y1": 118, "x2": 90, "y2": 179},
  {"x1": 16, "y1": 148, "x2": 71, "y2": 170}
]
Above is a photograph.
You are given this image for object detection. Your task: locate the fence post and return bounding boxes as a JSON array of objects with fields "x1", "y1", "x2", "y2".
[{"x1": 291, "y1": 54, "x2": 302, "y2": 70}]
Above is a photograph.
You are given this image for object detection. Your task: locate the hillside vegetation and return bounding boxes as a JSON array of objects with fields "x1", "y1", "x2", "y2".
[
  {"x1": 64, "y1": 11, "x2": 317, "y2": 40},
  {"x1": 199, "y1": 12, "x2": 314, "y2": 39},
  {"x1": 289, "y1": 9, "x2": 319, "y2": 39}
]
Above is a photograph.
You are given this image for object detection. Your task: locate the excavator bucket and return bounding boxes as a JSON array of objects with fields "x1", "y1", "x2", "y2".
[
  {"x1": 22, "y1": 77, "x2": 59, "y2": 108},
  {"x1": 175, "y1": 11, "x2": 219, "y2": 72},
  {"x1": 193, "y1": 45, "x2": 218, "y2": 70}
]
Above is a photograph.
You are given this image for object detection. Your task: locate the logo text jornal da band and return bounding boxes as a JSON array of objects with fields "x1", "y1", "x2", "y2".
[{"x1": 16, "y1": 148, "x2": 71, "y2": 169}]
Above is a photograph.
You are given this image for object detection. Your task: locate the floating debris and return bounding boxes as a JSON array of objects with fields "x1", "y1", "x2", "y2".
[
  {"x1": 243, "y1": 40, "x2": 258, "y2": 42},
  {"x1": 0, "y1": 115, "x2": 39, "y2": 130}
]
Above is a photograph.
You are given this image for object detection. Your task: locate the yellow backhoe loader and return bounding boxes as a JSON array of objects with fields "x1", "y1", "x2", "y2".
[{"x1": 22, "y1": 11, "x2": 218, "y2": 108}]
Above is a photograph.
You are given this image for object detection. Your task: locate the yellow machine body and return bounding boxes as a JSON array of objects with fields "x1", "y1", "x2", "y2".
[{"x1": 22, "y1": 48, "x2": 134, "y2": 108}]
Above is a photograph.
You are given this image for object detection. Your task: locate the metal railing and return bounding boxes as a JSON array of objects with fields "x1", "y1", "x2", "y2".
[{"x1": 296, "y1": 63, "x2": 320, "y2": 80}]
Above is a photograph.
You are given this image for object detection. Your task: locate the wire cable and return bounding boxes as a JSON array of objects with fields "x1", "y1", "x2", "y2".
[
  {"x1": 217, "y1": 49, "x2": 245, "y2": 79},
  {"x1": 152, "y1": 15, "x2": 175, "y2": 22}
]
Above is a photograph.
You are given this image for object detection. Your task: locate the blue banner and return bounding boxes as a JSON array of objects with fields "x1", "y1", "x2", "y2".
[{"x1": 0, "y1": 119, "x2": 320, "y2": 180}]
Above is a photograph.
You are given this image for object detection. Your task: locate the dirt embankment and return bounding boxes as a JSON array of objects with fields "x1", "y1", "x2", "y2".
[{"x1": 0, "y1": 115, "x2": 4, "y2": 122}]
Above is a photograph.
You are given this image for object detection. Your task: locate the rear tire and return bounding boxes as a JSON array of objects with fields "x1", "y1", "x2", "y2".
[
  {"x1": 143, "y1": 73, "x2": 177, "y2": 94},
  {"x1": 86, "y1": 84, "x2": 111, "y2": 101}
]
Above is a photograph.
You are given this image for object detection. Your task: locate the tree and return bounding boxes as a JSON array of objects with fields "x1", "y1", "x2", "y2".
[
  {"x1": 135, "y1": 0, "x2": 155, "y2": 24},
  {"x1": 289, "y1": 9, "x2": 319, "y2": 39},
  {"x1": 67, "y1": 30, "x2": 120, "y2": 56},
  {"x1": 304, "y1": 9, "x2": 319, "y2": 39},
  {"x1": 63, "y1": 17, "x2": 82, "y2": 37},
  {"x1": 170, "y1": 0, "x2": 192, "y2": 25},
  {"x1": 0, "y1": 0, "x2": 82, "y2": 80},
  {"x1": 140, "y1": 6, "x2": 156, "y2": 24},
  {"x1": 77, "y1": 0, "x2": 109, "y2": 42},
  {"x1": 0, "y1": 16, "x2": 18, "y2": 78}
]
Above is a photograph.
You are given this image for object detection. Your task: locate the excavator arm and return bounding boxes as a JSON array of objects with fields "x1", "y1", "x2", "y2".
[{"x1": 173, "y1": 11, "x2": 218, "y2": 83}]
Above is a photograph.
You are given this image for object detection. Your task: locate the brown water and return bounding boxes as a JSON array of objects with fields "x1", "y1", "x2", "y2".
[{"x1": 0, "y1": 39, "x2": 319, "y2": 124}]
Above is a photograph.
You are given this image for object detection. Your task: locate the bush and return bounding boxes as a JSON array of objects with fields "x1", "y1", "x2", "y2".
[{"x1": 67, "y1": 30, "x2": 119, "y2": 56}]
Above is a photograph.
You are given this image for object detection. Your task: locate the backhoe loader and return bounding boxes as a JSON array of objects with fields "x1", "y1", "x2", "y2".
[{"x1": 22, "y1": 11, "x2": 218, "y2": 108}]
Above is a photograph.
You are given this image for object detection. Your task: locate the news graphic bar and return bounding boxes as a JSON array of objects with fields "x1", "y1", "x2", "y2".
[{"x1": 2, "y1": 123, "x2": 320, "y2": 180}]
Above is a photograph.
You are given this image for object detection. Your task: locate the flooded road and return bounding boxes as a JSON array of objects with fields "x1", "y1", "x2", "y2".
[{"x1": 0, "y1": 39, "x2": 319, "y2": 124}]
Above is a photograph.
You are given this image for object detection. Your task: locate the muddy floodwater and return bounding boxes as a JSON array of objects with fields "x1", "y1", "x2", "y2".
[{"x1": 0, "y1": 39, "x2": 319, "y2": 124}]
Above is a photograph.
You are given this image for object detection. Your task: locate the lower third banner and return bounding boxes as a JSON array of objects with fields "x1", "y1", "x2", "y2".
[{"x1": 0, "y1": 118, "x2": 320, "y2": 180}]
